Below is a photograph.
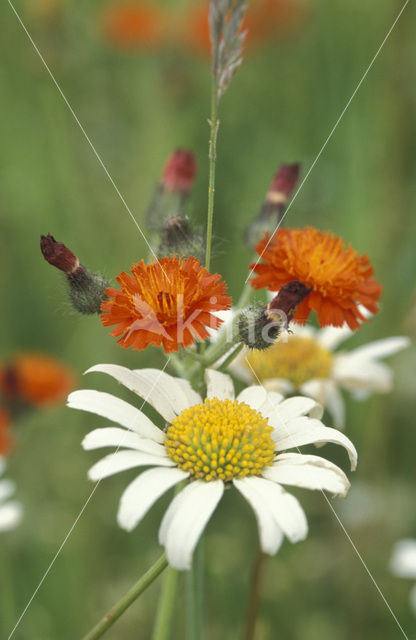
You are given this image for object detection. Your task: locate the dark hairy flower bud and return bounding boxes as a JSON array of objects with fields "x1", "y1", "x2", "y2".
[
  {"x1": 267, "y1": 281, "x2": 312, "y2": 327},
  {"x1": 158, "y1": 214, "x2": 205, "y2": 261},
  {"x1": 40, "y1": 234, "x2": 79, "y2": 273},
  {"x1": 40, "y1": 235, "x2": 109, "y2": 314},
  {"x1": 266, "y1": 163, "x2": 300, "y2": 208},
  {"x1": 161, "y1": 149, "x2": 197, "y2": 194},
  {"x1": 238, "y1": 305, "x2": 281, "y2": 350},
  {"x1": 244, "y1": 162, "x2": 301, "y2": 248}
]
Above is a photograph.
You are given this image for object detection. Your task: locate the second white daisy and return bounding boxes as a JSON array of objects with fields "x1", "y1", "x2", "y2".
[
  {"x1": 230, "y1": 325, "x2": 410, "y2": 428},
  {"x1": 68, "y1": 364, "x2": 357, "y2": 570}
]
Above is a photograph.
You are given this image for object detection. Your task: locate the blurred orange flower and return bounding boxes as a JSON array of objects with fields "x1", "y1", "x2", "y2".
[
  {"x1": 101, "y1": 3, "x2": 167, "y2": 49},
  {"x1": 100, "y1": 0, "x2": 302, "y2": 53},
  {"x1": 0, "y1": 408, "x2": 13, "y2": 456},
  {"x1": 0, "y1": 354, "x2": 74, "y2": 407}
]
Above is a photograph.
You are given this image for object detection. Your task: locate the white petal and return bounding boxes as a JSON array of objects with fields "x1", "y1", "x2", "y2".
[
  {"x1": 236, "y1": 386, "x2": 268, "y2": 410},
  {"x1": 173, "y1": 379, "x2": 202, "y2": 408},
  {"x1": 67, "y1": 390, "x2": 164, "y2": 443},
  {"x1": 117, "y1": 467, "x2": 189, "y2": 531},
  {"x1": 264, "y1": 453, "x2": 350, "y2": 497},
  {"x1": 390, "y1": 540, "x2": 416, "y2": 579},
  {"x1": 159, "y1": 480, "x2": 224, "y2": 570},
  {"x1": 347, "y1": 336, "x2": 410, "y2": 362},
  {"x1": 300, "y1": 379, "x2": 345, "y2": 429},
  {"x1": 274, "y1": 417, "x2": 357, "y2": 471},
  {"x1": 228, "y1": 348, "x2": 256, "y2": 384},
  {"x1": 316, "y1": 325, "x2": 352, "y2": 351},
  {"x1": 82, "y1": 428, "x2": 167, "y2": 456},
  {"x1": 86, "y1": 365, "x2": 194, "y2": 422},
  {"x1": 0, "y1": 479, "x2": 16, "y2": 503},
  {"x1": 268, "y1": 396, "x2": 323, "y2": 426},
  {"x1": 88, "y1": 451, "x2": 175, "y2": 481},
  {"x1": 0, "y1": 502, "x2": 23, "y2": 531},
  {"x1": 255, "y1": 391, "x2": 285, "y2": 421},
  {"x1": 263, "y1": 378, "x2": 296, "y2": 396},
  {"x1": 233, "y1": 478, "x2": 284, "y2": 555},
  {"x1": 235, "y1": 477, "x2": 308, "y2": 543},
  {"x1": 205, "y1": 369, "x2": 234, "y2": 401},
  {"x1": 333, "y1": 356, "x2": 393, "y2": 393}
]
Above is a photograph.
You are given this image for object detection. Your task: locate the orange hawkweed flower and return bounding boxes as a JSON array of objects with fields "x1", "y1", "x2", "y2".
[
  {"x1": 250, "y1": 227, "x2": 382, "y2": 330},
  {"x1": 0, "y1": 408, "x2": 13, "y2": 456},
  {"x1": 101, "y1": 256, "x2": 232, "y2": 353},
  {"x1": 102, "y1": 3, "x2": 166, "y2": 50},
  {"x1": 0, "y1": 355, "x2": 74, "y2": 407}
]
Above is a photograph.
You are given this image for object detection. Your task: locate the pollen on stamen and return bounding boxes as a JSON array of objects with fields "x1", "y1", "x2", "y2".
[{"x1": 165, "y1": 398, "x2": 275, "y2": 482}]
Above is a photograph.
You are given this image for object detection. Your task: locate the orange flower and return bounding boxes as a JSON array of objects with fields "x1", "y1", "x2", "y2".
[
  {"x1": 250, "y1": 227, "x2": 382, "y2": 330},
  {"x1": 101, "y1": 256, "x2": 231, "y2": 353},
  {"x1": 102, "y1": 3, "x2": 166, "y2": 50},
  {"x1": 0, "y1": 355, "x2": 75, "y2": 407},
  {"x1": 0, "y1": 408, "x2": 13, "y2": 456}
]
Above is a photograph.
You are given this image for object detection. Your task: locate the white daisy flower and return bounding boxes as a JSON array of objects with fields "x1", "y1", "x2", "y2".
[
  {"x1": 0, "y1": 457, "x2": 23, "y2": 532},
  {"x1": 68, "y1": 364, "x2": 357, "y2": 571},
  {"x1": 390, "y1": 539, "x2": 416, "y2": 614},
  {"x1": 230, "y1": 324, "x2": 410, "y2": 428}
]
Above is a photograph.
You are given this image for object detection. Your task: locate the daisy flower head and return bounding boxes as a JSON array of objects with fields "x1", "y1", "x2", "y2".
[
  {"x1": 100, "y1": 256, "x2": 231, "y2": 353},
  {"x1": 390, "y1": 539, "x2": 416, "y2": 613},
  {"x1": 0, "y1": 457, "x2": 23, "y2": 532},
  {"x1": 249, "y1": 227, "x2": 382, "y2": 330},
  {"x1": 231, "y1": 324, "x2": 410, "y2": 428},
  {"x1": 68, "y1": 365, "x2": 357, "y2": 570}
]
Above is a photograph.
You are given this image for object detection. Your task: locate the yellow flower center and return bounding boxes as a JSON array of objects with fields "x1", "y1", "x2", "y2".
[
  {"x1": 165, "y1": 398, "x2": 275, "y2": 482},
  {"x1": 246, "y1": 335, "x2": 333, "y2": 388}
]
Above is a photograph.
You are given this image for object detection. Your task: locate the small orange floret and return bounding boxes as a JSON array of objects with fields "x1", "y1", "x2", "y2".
[
  {"x1": 0, "y1": 355, "x2": 75, "y2": 407},
  {"x1": 0, "y1": 408, "x2": 13, "y2": 456},
  {"x1": 102, "y1": 3, "x2": 165, "y2": 49},
  {"x1": 101, "y1": 256, "x2": 232, "y2": 353},
  {"x1": 250, "y1": 227, "x2": 382, "y2": 330}
]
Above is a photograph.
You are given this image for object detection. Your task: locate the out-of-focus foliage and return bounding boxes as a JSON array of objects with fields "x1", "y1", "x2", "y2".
[{"x1": 0, "y1": 0, "x2": 415, "y2": 638}]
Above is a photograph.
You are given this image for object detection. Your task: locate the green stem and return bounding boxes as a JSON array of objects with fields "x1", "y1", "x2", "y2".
[
  {"x1": 236, "y1": 281, "x2": 254, "y2": 310},
  {"x1": 152, "y1": 566, "x2": 180, "y2": 640},
  {"x1": 81, "y1": 554, "x2": 168, "y2": 640},
  {"x1": 205, "y1": 76, "x2": 219, "y2": 272},
  {"x1": 186, "y1": 540, "x2": 204, "y2": 640},
  {"x1": 217, "y1": 342, "x2": 244, "y2": 372},
  {"x1": 244, "y1": 546, "x2": 266, "y2": 640}
]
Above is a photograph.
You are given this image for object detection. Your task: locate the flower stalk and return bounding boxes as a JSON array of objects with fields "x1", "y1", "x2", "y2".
[
  {"x1": 151, "y1": 566, "x2": 181, "y2": 640},
  {"x1": 81, "y1": 553, "x2": 168, "y2": 640}
]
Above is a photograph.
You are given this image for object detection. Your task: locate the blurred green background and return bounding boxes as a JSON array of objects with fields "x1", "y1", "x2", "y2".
[{"x1": 1, "y1": 0, "x2": 415, "y2": 638}]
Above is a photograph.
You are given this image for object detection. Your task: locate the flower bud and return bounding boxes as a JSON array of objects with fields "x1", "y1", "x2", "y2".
[
  {"x1": 158, "y1": 214, "x2": 205, "y2": 261},
  {"x1": 266, "y1": 163, "x2": 300, "y2": 207},
  {"x1": 244, "y1": 162, "x2": 300, "y2": 248},
  {"x1": 238, "y1": 305, "x2": 281, "y2": 350},
  {"x1": 40, "y1": 234, "x2": 109, "y2": 314},
  {"x1": 267, "y1": 281, "x2": 312, "y2": 327},
  {"x1": 161, "y1": 149, "x2": 197, "y2": 194},
  {"x1": 40, "y1": 234, "x2": 79, "y2": 273}
]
